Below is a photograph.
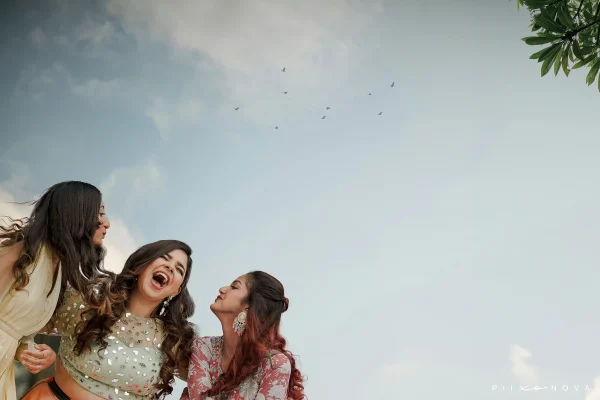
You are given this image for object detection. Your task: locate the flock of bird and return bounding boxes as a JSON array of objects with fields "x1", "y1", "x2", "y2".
[{"x1": 232, "y1": 67, "x2": 396, "y2": 130}]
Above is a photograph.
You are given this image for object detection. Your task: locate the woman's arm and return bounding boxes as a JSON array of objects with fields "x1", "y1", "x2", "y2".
[
  {"x1": 180, "y1": 337, "x2": 214, "y2": 399},
  {"x1": 256, "y1": 353, "x2": 292, "y2": 400}
]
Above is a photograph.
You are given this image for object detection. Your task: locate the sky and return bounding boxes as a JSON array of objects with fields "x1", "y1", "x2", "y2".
[{"x1": 1, "y1": 0, "x2": 600, "y2": 399}]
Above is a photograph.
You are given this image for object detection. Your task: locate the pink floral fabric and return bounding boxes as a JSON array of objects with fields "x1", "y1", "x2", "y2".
[{"x1": 181, "y1": 336, "x2": 291, "y2": 400}]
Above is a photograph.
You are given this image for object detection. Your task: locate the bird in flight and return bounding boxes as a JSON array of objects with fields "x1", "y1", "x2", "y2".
[
  {"x1": 326, "y1": 107, "x2": 330, "y2": 110},
  {"x1": 282, "y1": 91, "x2": 288, "y2": 94},
  {"x1": 321, "y1": 116, "x2": 326, "y2": 119},
  {"x1": 378, "y1": 112, "x2": 382, "y2": 115},
  {"x1": 234, "y1": 107, "x2": 239, "y2": 111},
  {"x1": 390, "y1": 82, "x2": 395, "y2": 88},
  {"x1": 281, "y1": 67, "x2": 286, "y2": 72}
]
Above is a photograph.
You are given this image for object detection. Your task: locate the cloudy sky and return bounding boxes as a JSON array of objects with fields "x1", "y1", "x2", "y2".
[{"x1": 2, "y1": 0, "x2": 600, "y2": 399}]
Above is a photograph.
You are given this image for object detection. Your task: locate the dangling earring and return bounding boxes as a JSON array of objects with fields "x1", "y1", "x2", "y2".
[
  {"x1": 232, "y1": 311, "x2": 247, "y2": 336},
  {"x1": 159, "y1": 296, "x2": 173, "y2": 316}
]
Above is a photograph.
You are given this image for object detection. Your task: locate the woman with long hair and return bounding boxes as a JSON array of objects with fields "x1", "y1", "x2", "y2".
[
  {"x1": 19, "y1": 239, "x2": 196, "y2": 400},
  {"x1": 181, "y1": 271, "x2": 305, "y2": 400},
  {"x1": 0, "y1": 181, "x2": 110, "y2": 400}
]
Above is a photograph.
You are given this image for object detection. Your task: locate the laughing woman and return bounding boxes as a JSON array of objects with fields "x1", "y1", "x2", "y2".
[
  {"x1": 181, "y1": 271, "x2": 305, "y2": 400},
  {"x1": 0, "y1": 181, "x2": 110, "y2": 400},
  {"x1": 19, "y1": 240, "x2": 196, "y2": 400}
]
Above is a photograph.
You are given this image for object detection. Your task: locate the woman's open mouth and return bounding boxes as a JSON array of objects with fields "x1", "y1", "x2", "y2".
[{"x1": 151, "y1": 271, "x2": 170, "y2": 289}]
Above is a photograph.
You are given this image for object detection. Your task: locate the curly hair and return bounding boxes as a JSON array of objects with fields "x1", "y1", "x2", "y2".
[
  {"x1": 73, "y1": 240, "x2": 196, "y2": 398},
  {"x1": 0, "y1": 181, "x2": 106, "y2": 309},
  {"x1": 206, "y1": 271, "x2": 305, "y2": 399}
]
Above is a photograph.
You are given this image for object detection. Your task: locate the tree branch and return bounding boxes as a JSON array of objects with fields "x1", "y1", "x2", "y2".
[
  {"x1": 595, "y1": 1, "x2": 600, "y2": 44},
  {"x1": 575, "y1": 0, "x2": 585, "y2": 20}
]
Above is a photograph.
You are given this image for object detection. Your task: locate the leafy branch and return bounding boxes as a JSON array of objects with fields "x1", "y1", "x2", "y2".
[{"x1": 518, "y1": 0, "x2": 600, "y2": 91}]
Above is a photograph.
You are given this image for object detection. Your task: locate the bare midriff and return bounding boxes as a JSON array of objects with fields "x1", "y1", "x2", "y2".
[{"x1": 54, "y1": 359, "x2": 105, "y2": 400}]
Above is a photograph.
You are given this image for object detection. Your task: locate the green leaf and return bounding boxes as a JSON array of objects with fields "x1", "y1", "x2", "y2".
[
  {"x1": 541, "y1": 47, "x2": 561, "y2": 77},
  {"x1": 572, "y1": 55, "x2": 595, "y2": 69},
  {"x1": 580, "y1": 46, "x2": 595, "y2": 55},
  {"x1": 530, "y1": 47, "x2": 550, "y2": 59},
  {"x1": 585, "y1": 58, "x2": 600, "y2": 85},
  {"x1": 561, "y1": 43, "x2": 570, "y2": 76},
  {"x1": 547, "y1": 3, "x2": 560, "y2": 19},
  {"x1": 537, "y1": 31, "x2": 562, "y2": 37},
  {"x1": 536, "y1": 13, "x2": 567, "y2": 33},
  {"x1": 554, "y1": 46, "x2": 563, "y2": 75},
  {"x1": 572, "y1": 40, "x2": 584, "y2": 59},
  {"x1": 557, "y1": 4, "x2": 574, "y2": 29},
  {"x1": 522, "y1": 35, "x2": 562, "y2": 45},
  {"x1": 538, "y1": 43, "x2": 562, "y2": 61},
  {"x1": 568, "y1": 44, "x2": 574, "y2": 62}
]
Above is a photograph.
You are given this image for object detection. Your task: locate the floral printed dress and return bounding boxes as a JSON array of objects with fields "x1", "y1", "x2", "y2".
[{"x1": 182, "y1": 336, "x2": 291, "y2": 400}]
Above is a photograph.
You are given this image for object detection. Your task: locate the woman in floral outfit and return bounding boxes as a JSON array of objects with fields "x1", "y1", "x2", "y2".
[{"x1": 181, "y1": 271, "x2": 305, "y2": 400}]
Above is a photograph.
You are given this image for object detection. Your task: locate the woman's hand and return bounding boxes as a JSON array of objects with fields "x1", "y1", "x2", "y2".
[{"x1": 19, "y1": 344, "x2": 56, "y2": 374}]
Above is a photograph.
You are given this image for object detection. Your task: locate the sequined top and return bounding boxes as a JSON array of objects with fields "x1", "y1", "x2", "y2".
[
  {"x1": 43, "y1": 285, "x2": 165, "y2": 399},
  {"x1": 183, "y1": 336, "x2": 292, "y2": 400}
]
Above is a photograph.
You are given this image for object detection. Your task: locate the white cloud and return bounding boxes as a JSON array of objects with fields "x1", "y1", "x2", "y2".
[
  {"x1": 11, "y1": 63, "x2": 110, "y2": 103},
  {"x1": 145, "y1": 97, "x2": 205, "y2": 140},
  {"x1": 0, "y1": 160, "x2": 32, "y2": 202},
  {"x1": 0, "y1": 188, "x2": 32, "y2": 225},
  {"x1": 30, "y1": 27, "x2": 46, "y2": 46},
  {"x1": 509, "y1": 344, "x2": 541, "y2": 387},
  {"x1": 70, "y1": 77, "x2": 129, "y2": 104},
  {"x1": 77, "y1": 19, "x2": 115, "y2": 44},
  {"x1": 107, "y1": 0, "x2": 379, "y2": 76},
  {"x1": 100, "y1": 160, "x2": 163, "y2": 210},
  {"x1": 102, "y1": 218, "x2": 138, "y2": 273},
  {"x1": 106, "y1": 0, "x2": 383, "y2": 127},
  {"x1": 12, "y1": 64, "x2": 61, "y2": 101}
]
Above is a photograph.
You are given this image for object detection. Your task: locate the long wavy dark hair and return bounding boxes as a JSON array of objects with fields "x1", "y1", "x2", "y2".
[
  {"x1": 206, "y1": 271, "x2": 305, "y2": 399},
  {"x1": 74, "y1": 240, "x2": 196, "y2": 398},
  {"x1": 0, "y1": 181, "x2": 106, "y2": 308}
]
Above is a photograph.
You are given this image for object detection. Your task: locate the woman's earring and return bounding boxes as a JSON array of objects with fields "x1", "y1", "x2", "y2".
[
  {"x1": 232, "y1": 311, "x2": 247, "y2": 336},
  {"x1": 159, "y1": 296, "x2": 173, "y2": 316}
]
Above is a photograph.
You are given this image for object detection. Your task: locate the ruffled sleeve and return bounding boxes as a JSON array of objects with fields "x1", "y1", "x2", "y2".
[
  {"x1": 181, "y1": 336, "x2": 215, "y2": 399},
  {"x1": 38, "y1": 284, "x2": 87, "y2": 336},
  {"x1": 255, "y1": 352, "x2": 292, "y2": 400}
]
